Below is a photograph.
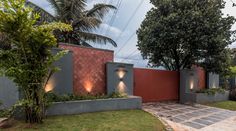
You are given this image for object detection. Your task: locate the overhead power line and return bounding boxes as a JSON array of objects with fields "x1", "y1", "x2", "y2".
[
  {"x1": 115, "y1": 32, "x2": 136, "y2": 55},
  {"x1": 116, "y1": 57, "x2": 141, "y2": 61},
  {"x1": 121, "y1": 49, "x2": 139, "y2": 62},
  {"x1": 104, "y1": 0, "x2": 123, "y2": 35},
  {"x1": 115, "y1": 0, "x2": 144, "y2": 42}
]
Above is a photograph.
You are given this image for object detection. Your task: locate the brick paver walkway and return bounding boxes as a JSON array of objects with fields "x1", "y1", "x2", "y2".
[{"x1": 143, "y1": 102, "x2": 236, "y2": 131}]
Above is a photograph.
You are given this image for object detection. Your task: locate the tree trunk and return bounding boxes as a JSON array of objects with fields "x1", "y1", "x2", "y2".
[{"x1": 24, "y1": 87, "x2": 44, "y2": 124}]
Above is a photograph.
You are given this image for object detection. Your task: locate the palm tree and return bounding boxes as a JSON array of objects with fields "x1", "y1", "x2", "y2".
[{"x1": 26, "y1": 0, "x2": 117, "y2": 47}]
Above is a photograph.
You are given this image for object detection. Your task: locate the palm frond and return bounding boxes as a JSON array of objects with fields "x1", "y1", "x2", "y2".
[
  {"x1": 46, "y1": 0, "x2": 61, "y2": 16},
  {"x1": 86, "y1": 4, "x2": 116, "y2": 20},
  {"x1": 60, "y1": 0, "x2": 86, "y2": 22},
  {"x1": 77, "y1": 31, "x2": 117, "y2": 47},
  {"x1": 73, "y1": 17, "x2": 102, "y2": 31},
  {"x1": 26, "y1": 1, "x2": 55, "y2": 22}
]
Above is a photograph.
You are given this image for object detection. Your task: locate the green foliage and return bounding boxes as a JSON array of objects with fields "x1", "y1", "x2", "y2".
[
  {"x1": 137, "y1": 0, "x2": 236, "y2": 73},
  {"x1": 230, "y1": 66, "x2": 236, "y2": 76},
  {"x1": 45, "y1": 92, "x2": 127, "y2": 103},
  {"x1": 26, "y1": 0, "x2": 117, "y2": 47},
  {"x1": 205, "y1": 101, "x2": 236, "y2": 111},
  {"x1": 0, "y1": 110, "x2": 9, "y2": 118},
  {"x1": 0, "y1": 0, "x2": 72, "y2": 123},
  {"x1": 195, "y1": 88, "x2": 226, "y2": 95}
]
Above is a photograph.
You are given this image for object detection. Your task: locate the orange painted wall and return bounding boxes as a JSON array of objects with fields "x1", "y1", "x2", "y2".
[
  {"x1": 195, "y1": 67, "x2": 206, "y2": 90},
  {"x1": 60, "y1": 44, "x2": 114, "y2": 95},
  {"x1": 134, "y1": 68, "x2": 179, "y2": 102}
]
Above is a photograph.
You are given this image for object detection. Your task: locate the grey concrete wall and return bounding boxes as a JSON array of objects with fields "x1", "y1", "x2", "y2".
[
  {"x1": 0, "y1": 48, "x2": 73, "y2": 109},
  {"x1": 106, "y1": 62, "x2": 134, "y2": 95},
  {"x1": 207, "y1": 73, "x2": 219, "y2": 89},
  {"x1": 50, "y1": 48, "x2": 73, "y2": 95},
  {"x1": 195, "y1": 91, "x2": 229, "y2": 104},
  {"x1": 180, "y1": 69, "x2": 198, "y2": 104},
  {"x1": 0, "y1": 77, "x2": 19, "y2": 109},
  {"x1": 46, "y1": 96, "x2": 142, "y2": 116}
]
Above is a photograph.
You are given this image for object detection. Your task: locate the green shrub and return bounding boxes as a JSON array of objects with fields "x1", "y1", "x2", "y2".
[
  {"x1": 0, "y1": 0, "x2": 71, "y2": 123},
  {"x1": 0, "y1": 109, "x2": 10, "y2": 118},
  {"x1": 195, "y1": 88, "x2": 226, "y2": 95},
  {"x1": 45, "y1": 92, "x2": 127, "y2": 103}
]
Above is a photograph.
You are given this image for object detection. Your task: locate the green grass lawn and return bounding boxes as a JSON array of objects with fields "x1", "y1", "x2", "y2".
[
  {"x1": 4, "y1": 110, "x2": 165, "y2": 131},
  {"x1": 205, "y1": 101, "x2": 236, "y2": 111}
]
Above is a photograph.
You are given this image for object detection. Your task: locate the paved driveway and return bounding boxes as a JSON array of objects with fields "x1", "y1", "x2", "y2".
[{"x1": 143, "y1": 102, "x2": 236, "y2": 131}]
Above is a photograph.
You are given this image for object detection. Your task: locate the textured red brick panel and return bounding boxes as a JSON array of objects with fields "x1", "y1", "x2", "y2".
[
  {"x1": 60, "y1": 44, "x2": 114, "y2": 95},
  {"x1": 134, "y1": 68, "x2": 179, "y2": 103}
]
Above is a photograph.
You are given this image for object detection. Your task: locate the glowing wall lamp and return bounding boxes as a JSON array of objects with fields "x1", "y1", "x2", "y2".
[
  {"x1": 115, "y1": 65, "x2": 128, "y2": 93},
  {"x1": 116, "y1": 66, "x2": 127, "y2": 79},
  {"x1": 106, "y1": 62, "x2": 134, "y2": 95},
  {"x1": 190, "y1": 79, "x2": 194, "y2": 91}
]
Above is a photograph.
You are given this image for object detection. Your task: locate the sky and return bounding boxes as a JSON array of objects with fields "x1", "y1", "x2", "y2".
[{"x1": 30, "y1": 0, "x2": 236, "y2": 68}]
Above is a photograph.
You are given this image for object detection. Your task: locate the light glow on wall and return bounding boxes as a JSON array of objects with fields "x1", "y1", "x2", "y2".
[
  {"x1": 44, "y1": 82, "x2": 54, "y2": 92},
  {"x1": 115, "y1": 66, "x2": 128, "y2": 94},
  {"x1": 117, "y1": 81, "x2": 126, "y2": 93},
  {"x1": 117, "y1": 70, "x2": 126, "y2": 79},
  {"x1": 116, "y1": 67, "x2": 127, "y2": 79},
  {"x1": 84, "y1": 80, "x2": 93, "y2": 93},
  {"x1": 190, "y1": 80, "x2": 194, "y2": 90}
]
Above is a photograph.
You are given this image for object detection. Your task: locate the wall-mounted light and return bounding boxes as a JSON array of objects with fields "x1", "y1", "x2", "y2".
[
  {"x1": 115, "y1": 65, "x2": 127, "y2": 79},
  {"x1": 115, "y1": 65, "x2": 128, "y2": 94},
  {"x1": 190, "y1": 80, "x2": 194, "y2": 91},
  {"x1": 189, "y1": 73, "x2": 194, "y2": 91}
]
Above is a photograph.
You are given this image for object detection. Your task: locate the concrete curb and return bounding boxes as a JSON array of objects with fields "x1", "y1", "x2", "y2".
[{"x1": 46, "y1": 96, "x2": 142, "y2": 116}]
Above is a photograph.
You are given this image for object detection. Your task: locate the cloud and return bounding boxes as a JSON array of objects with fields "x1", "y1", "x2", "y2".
[
  {"x1": 86, "y1": 0, "x2": 105, "y2": 10},
  {"x1": 99, "y1": 24, "x2": 122, "y2": 36},
  {"x1": 29, "y1": 0, "x2": 55, "y2": 15}
]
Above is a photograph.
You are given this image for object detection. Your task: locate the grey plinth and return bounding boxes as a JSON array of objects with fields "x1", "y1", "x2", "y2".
[
  {"x1": 180, "y1": 69, "x2": 229, "y2": 104},
  {"x1": 106, "y1": 62, "x2": 134, "y2": 95},
  {"x1": 207, "y1": 72, "x2": 219, "y2": 89},
  {"x1": 46, "y1": 96, "x2": 142, "y2": 116},
  {"x1": 195, "y1": 91, "x2": 229, "y2": 103}
]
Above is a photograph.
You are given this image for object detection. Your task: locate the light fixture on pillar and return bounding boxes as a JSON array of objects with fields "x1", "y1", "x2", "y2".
[
  {"x1": 115, "y1": 65, "x2": 127, "y2": 93},
  {"x1": 116, "y1": 66, "x2": 127, "y2": 79},
  {"x1": 189, "y1": 73, "x2": 194, "y2": 92},
  {"x1": 190, "y1": 79, "x2": 194, "y2": 91}
]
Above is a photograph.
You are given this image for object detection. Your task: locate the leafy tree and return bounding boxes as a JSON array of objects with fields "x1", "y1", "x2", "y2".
[
  {"x1": 26, "y1": 0, "x2": 117, "y2": 47},
  {"x1": 137, "y1": 0, "x2": 236, "y2": 73},
  {"x1": 0, "y1": 0, "x2": 72, "y2": 123}
]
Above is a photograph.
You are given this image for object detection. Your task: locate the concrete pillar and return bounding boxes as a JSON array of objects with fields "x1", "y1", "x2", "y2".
[
  {"x1": 179, "y1": 69, "x2": 198, "y2": 104},
  {"x1": 106, "y1": 62, "x2": 133, "y2": 95},
  {"x1": 207, "y1": 73, "x2": 219, "y2": 89}
]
